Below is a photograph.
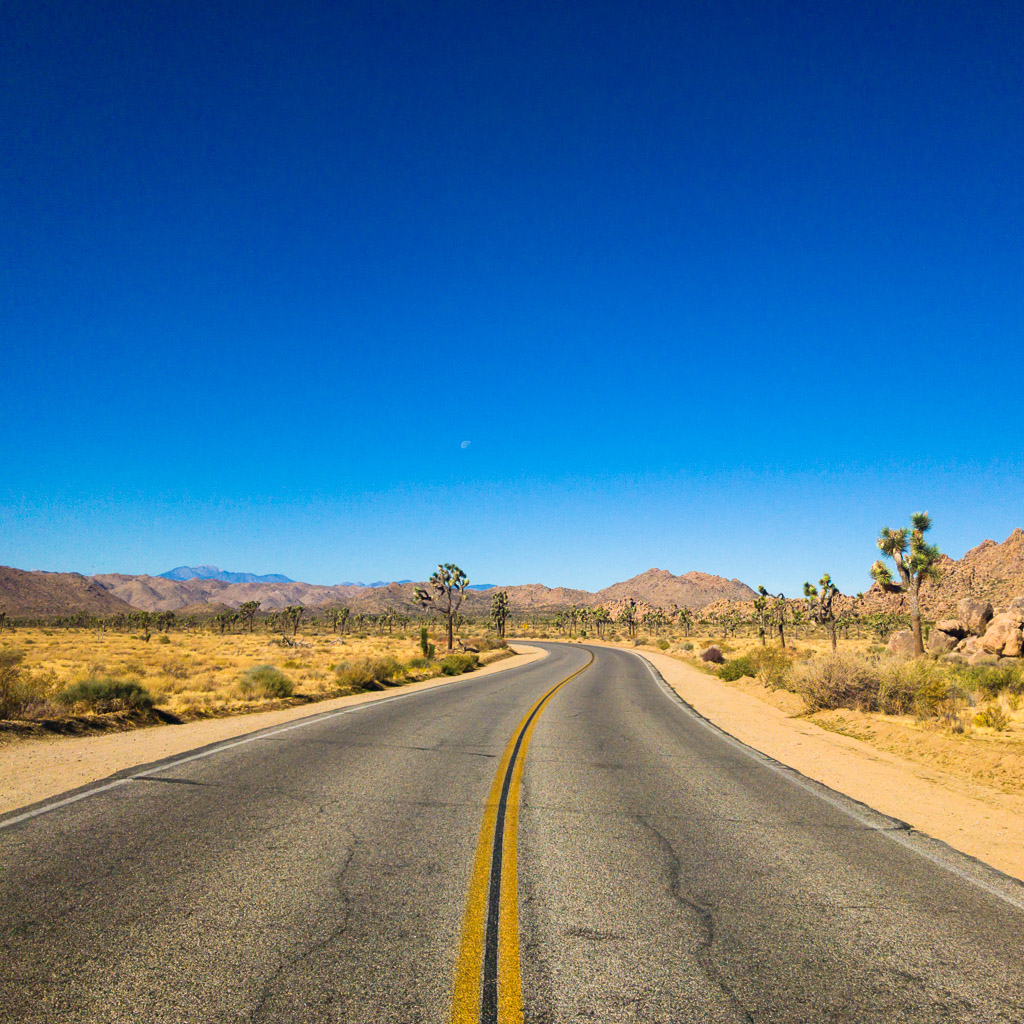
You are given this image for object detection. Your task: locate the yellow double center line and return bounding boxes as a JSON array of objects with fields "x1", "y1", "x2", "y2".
[{"x1": 450, "y1": 651, "x2": 594, "y2": 1024}]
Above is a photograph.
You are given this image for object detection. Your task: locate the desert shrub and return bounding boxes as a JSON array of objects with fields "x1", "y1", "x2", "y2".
[
  {"x1": 119, "y1": 660, "x2": 148, "y2": 677},
  {"x1": 408, "y1": 656, "x2": 431, "y2": 670},
  {"x1": 794, "y1": 653, "x2": 880, "y2": 712},
  {"x1": 874, "y1": 661, "x2": 921, "y2": 715},
  {"x1": 157, "y1": 634, "x2": 171, "y2": 645},
  {"x1": 471, "y1": 637, "x2": 508, "y2": 652},
  {"x1": 239, "y1": 665, "x2": 294, "y2": 699},
  {"x1": 334, "y1": 656, "x2": 405, "y2": 692},
  {"x1": 656, "y1": 639, "x2": 670, "y2": 651},
  {"x1": 161, "y1": 658, "x2": 192, "y2": 680},
  {"x1": 440, "y1": 653, "x2": 479, "y2": 676},
  {"x1": 974, "y1": 702, "x2": 1011, "y2": 731},
  {"x1": 959, "y1": 661, "x2": 1024, "y2": 699},
  {"x1": 913, "y1": 667, "x2": 970, "y2": 723},
  {"x1": 755, "y1": 646, "x2": 792, "y2": 690},
  {"x1": 700, "y1": 645, "x2": 724, "y2": 664},
  {"x1": 56, "y1": 678, "x2": 154, "y2": 713},
  {"x1": 719, "y1": 654, "x2": 757, "y2": 681},
  {"x1": 420, "y1": 626, "x2": 430, "y2": 658},
  {"x1": 682, "y1": 642, "x2": 694, "y2": 651},
  {"x1": 0, "y1": 650, "x2": 44, "y2": 720}
]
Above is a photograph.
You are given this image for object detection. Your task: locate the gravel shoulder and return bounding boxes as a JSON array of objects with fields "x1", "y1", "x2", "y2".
[
  {"x1": 0, "y1": 644, "x2": 547, "y2": 816},
  {"x1": 639, "y1": 647, "x2": 1024, "y2": 882}
]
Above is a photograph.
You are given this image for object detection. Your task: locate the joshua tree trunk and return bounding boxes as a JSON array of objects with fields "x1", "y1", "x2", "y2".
[
  {"x1": 827, "y1": 621, "x2": 837, "y2": 651},
  {"x1": 909, "y1": 580, "x2": 924, "y2": 655}
]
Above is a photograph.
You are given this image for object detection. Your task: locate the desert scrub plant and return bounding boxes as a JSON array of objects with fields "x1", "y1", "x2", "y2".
[
  {"x1": 440, "y1": 653, "x2": 479, "y2": 675},
  {"x1": 794, "y1": 653, "x2": 880, "y2": 712},
  {"x1": 700, "y1": 645, "x2": 725, "y2": 664},
  {"x1": 238, "y1": 665, "x2": 294, "y2": 699},
  {"x1": 656, "y1": 639, "x2": 670, "y2": 651},
  {"x1": 719, "y1": 654, "x2": 757, "y2": 681},
  {"x1": 420, "y1": 626, "x2": 430, "y2": 658},
  {"x1": 333, "y1": 657, "x2": 405, "y2": 692},
  {"x1": 959, "y1": 661, "x2": 1024, "y2": 699},
  {"x1": 56, "y1": 678, "x2": 154, "y2": 713},
  {"x1": 754, "y1": 646, "x2": 792, "y2": 690},
  {"x1": 0, "y1": 650, "x2": 50, "y2": 719},
  {"x1": 974, "y1": 701, "x2": 1011, "y2": 731}
]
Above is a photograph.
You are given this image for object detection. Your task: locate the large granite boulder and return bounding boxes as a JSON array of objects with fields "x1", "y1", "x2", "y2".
[
  {"x1": 957, "y1": 598, "x2": 994, "y2": 635},
  {"x1": 980, "y1": 612, "x2": 1024, "y2": 657},
  {"x1": 935, "y1": 618, "x2": 968, "y2": 638},
  {"x1": 927, "y1": 628, "x2": 959, "y2": 654},
  {"x1": 888, "y1": 629, "x2": 917, "y2": 657}
]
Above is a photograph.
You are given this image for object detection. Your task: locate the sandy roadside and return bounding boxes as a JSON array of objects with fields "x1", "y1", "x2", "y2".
[
  {"x1": 630, "y1": 647, "x2": 1024, "y2": 882},
  {"x1": 0, "y1": 644, "x2": 547, "y2": 816}
]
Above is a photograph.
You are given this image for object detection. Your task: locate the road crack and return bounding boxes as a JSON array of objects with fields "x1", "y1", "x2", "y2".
[{"x1": 636, "y1": 815, "x2": 756, "y2": 1024}]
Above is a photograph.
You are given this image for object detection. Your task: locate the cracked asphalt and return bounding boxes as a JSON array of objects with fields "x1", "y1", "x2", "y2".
[{"x1": 2, "y1": 642, "x2": 1024, "y2": 1022}]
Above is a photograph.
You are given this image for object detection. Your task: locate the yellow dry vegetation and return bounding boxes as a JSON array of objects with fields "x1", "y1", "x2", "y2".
[{"x1": 2, "y1": 627, "x2": 504, "y2": 720}]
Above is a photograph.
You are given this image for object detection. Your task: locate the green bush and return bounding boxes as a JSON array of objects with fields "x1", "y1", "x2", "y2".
[
  {"x1": 719, "y1": 654, "x2": 757, "y2": 681},
  {"x1": 440, "y1": 653, "x2": 479, "y2": 676},
  {"x1": 420, "y1": 626, "x2": 430, "y2": 658},
  {"x1": 656, "y1": 639, "x2": 670, "y2": 651},
  {"x1": 959, "y1": 661, "x2": 1024, "y2": 699},
  {"x1": 238, "y1": 665, "x2": 294, "y2": 699},
  {"x1": 682, "y1": 642, "x2": 694, "y2": 651},
  {"x1": 157, "y1": 634, "x2": 171, "y2": 645},
  {"x1": 56, "y1": 677, "x2": 154, "y2": 713}
]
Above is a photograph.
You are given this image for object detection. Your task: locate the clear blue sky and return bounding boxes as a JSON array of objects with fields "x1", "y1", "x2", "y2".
[{"x1": 2, "y1": 1, "x2": 1022, "y2": 594}]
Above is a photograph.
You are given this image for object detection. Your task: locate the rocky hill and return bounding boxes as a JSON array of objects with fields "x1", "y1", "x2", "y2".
[
  {"x1": 592, "y1": 569, "x2": 756, "y2": 610},
  {"x1": 0, "y1": 567, "x2": 133, "y2": 617}
]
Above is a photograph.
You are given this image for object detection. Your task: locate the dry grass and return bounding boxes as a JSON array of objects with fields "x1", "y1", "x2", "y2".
[{"x1": 0, "y1": 627, "x2": 505, "y2": 722}]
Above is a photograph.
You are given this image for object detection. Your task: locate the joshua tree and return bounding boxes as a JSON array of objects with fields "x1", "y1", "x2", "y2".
[
  {"x1": 804, "y1": 574, "x2": 839, "y2": 651},
  {"x1": 617, "y1": 599, "x2": 638, "y2": 638},
  {"x1": 490, "y1": 590, "x2": 511, "y2": 638},
  {"x1": 239, "y1": 600, "x2": 261, "y2": 633},
  {"x1": 0, "y1": 610, "x2": 8, "y2": 633},
  {"x1": 284, "y1": 605, "x2": 304, "y2": 636},
  {"x1": 594, "y1": 606, "x2": 611, "y2": 638},
  {"x1": 414, "y1": 563, "x2": 469, "y2": 651},
  {"x1": 213, "y1": 611, "x2": 233, "y2": 635},
  {"x1": 676, "y1": 607, "x2": 693, "y2": 637},
  {"x1": 870, "y1": 512, "x2": 942, "y2": 655},
  {"x1": 753, "y1": 588, "x2": 770, "y2": 646}
]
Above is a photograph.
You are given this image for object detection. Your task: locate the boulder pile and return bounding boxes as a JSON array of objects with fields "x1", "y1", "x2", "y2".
[{"x1": 913, "y1": 596, "x2": 1024, "y2": 664}]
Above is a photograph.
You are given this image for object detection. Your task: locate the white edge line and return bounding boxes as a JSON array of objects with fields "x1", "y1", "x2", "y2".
[
  {"x1": 0, "y1": 665, "x2": 517, "y2": 831},
  {"x1": 630, "y1": 650, "x2": 1024, "y2": 914}
]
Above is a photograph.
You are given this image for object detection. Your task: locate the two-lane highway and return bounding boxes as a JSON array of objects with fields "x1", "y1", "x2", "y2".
[{"x1": 2, "y1": 643, "x2": 1024, "y2": 1022}]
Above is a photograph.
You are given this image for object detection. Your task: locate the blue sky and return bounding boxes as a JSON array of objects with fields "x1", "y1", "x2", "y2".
[{"x1": 2, "y1": 1, "x2": 1022, "y2": 594}]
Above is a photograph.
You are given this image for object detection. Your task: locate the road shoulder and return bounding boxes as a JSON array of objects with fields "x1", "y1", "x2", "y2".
[{"x1": 0, "y1": 644, "x2": 547, "y2": 816}]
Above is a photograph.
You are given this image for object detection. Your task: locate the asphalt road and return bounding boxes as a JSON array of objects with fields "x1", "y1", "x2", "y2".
[{"x1": 2, "y1": 642, "x2": 1024, "y2": 1023}]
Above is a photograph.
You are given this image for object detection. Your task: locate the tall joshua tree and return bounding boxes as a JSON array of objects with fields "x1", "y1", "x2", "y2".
[
  {"x1": 239, "y1": 600, "x2": 261, "y2": 633},
  {"x1": 490, "y1": 590, "x2": 511, "y2": 638},
  {"x1": 804, "y1": 574, "x2": 839, "y2": 651},
  {"x1": 414, "y1": 563, "x2": 469, "y2": 651},
  {"x1": 870, "y1": 512, "x2": 942, "y2": 655}
]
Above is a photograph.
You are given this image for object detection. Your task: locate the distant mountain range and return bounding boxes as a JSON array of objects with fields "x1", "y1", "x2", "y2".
[
  {"x1": 0, "y1": 565, "x2": 756, "y2": 617},
  {"x1": 160, "y1": 565, "x2": 295, "y2": 584},
  {"x1": 9, "y1": 534, "x2": 1017, "y2": 621}
]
